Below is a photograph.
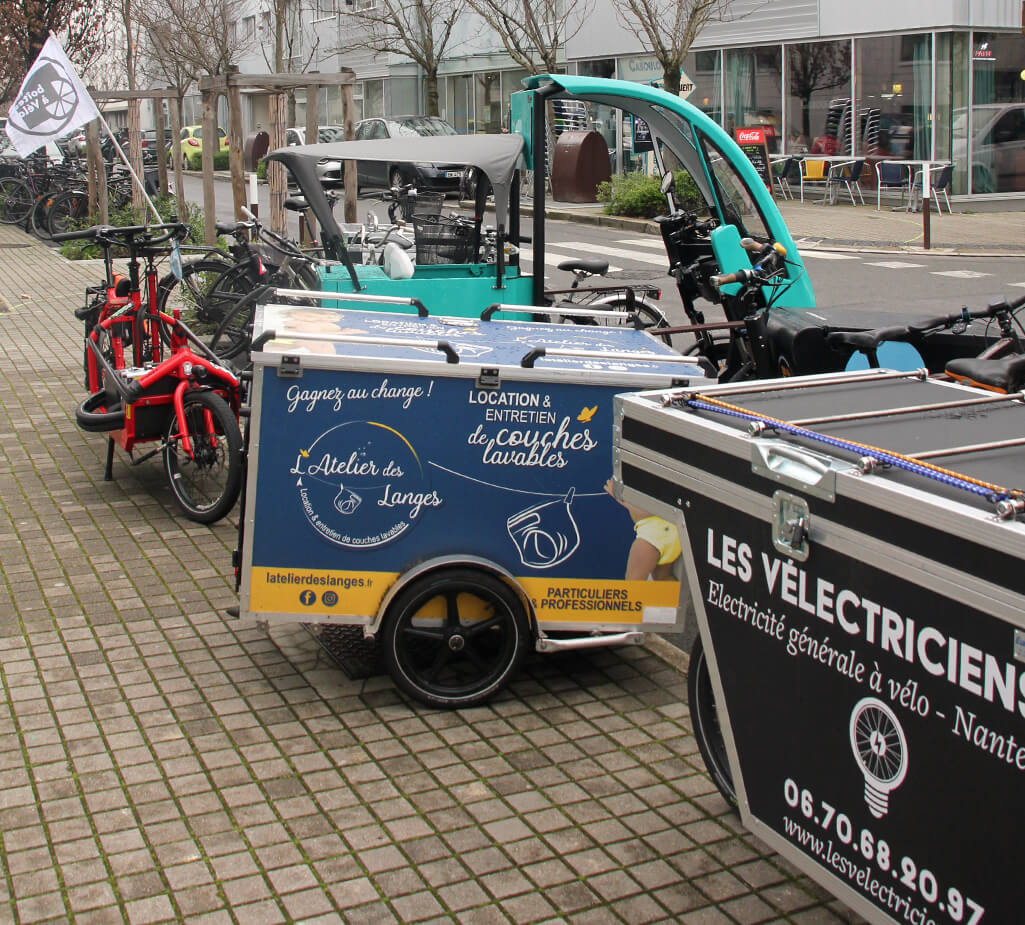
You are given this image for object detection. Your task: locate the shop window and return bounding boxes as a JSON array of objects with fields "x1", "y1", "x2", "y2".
[
  {"x1": 856, "y1": 33, "x2": 932, "y2": 162},
  {"x1": 724, "y1": 47, "x2": 782, "y2": 154},
  {"x1": 683, "y1": 50, "x2": 722, "y2": 126},
  {"x1": 786, "y1": 41, "x2": 850, "y2": 155}
]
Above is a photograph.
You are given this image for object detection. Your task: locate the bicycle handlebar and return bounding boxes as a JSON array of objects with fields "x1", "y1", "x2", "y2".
[
  {"x1": 709, "y1": 243, "x2": 788, "y2": 290},
  {"x1": 826, "y1": 295, "x2": 1025, "y2": 352},
  {"x1": 52, "y1": 221, "x2": 186, "y2": 246}
]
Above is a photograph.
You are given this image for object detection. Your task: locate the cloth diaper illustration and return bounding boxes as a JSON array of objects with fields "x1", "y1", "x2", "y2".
[
  {"x1": 333, "y1": 484, "x2": 362, "y2": 515},
  {"x1": 506, "y1": 488, "x2": 580, "y2": 569}
]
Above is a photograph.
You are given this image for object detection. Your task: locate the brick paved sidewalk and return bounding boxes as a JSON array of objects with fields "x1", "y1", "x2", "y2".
[{"x1": 0, "y1": 225, "x2": 859, "y2": 924}]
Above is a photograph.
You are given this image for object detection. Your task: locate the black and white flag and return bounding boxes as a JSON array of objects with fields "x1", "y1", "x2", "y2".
[{"x1": 4, "y1": 35, "x2": 99, "y2": 158}]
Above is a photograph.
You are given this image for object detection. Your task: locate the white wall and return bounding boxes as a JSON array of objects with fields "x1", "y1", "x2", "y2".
[{"x1": 821, "y1": 0, "x2": 1021, "y2": 35}]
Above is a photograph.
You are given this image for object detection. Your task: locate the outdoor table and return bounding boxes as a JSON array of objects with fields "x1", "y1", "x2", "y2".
[{"x1": 875, "y1": 159, "x2": 949, "y2": 212}]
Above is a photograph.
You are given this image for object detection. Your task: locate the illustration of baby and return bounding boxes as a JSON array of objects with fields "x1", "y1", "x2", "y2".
[{"x1": 604, "y1": 478, "x2": 680, "y2": 581}]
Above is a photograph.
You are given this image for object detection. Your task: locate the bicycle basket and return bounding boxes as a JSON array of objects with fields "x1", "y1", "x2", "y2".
[
  {"x1": 413, "y1": 214, "x2": 476, "y2": 265},
  {"x1": 408, "y1": 190, "x2": 444, "y2": 218}
]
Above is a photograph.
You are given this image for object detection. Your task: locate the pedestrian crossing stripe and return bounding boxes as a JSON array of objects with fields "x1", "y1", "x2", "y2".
[
  {"x1": 866, "y1": 261, "x2": 926, "y2": 269},
  {"x1": 617, "y1": 237, "x2": 666, "y2": 250},
  {"x1": 558, "y1": 242, "x2": 670, "y2": 266},
  {"x1": 931, "y1": 270, "x2": 991, "y2": 279},
  {"x1": 796, "y1": 251, "x2": 860, "y2": 260},
  {"x1": 520, "y1": 247, "x2": 623, "y2": 274}
]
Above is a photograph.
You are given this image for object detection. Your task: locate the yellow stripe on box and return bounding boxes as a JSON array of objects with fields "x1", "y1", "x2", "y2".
[
  {"x1": 249, "y1": 567, "x2": 396, "y2": 616},
  {"x1": 250, "y1": 567, "x2": 680, "y2": 628},
  {"x1": 520, "y1": 577, "x2": 681, "y2": 626}
]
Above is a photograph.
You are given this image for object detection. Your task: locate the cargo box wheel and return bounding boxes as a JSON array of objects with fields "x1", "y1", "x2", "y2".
[
  {"x1": 688, "y1": 636, "x2": 737, "y2": 808},
  {"x1": 382, "y1": 568, "x2": 530, "y2": 709}
]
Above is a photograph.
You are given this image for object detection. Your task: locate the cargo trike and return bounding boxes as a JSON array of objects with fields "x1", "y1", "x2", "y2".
[{"x1": 234, "y1": 298, "x2": 713, "y2": 707}]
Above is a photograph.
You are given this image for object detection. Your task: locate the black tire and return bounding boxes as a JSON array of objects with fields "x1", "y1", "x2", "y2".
[
  {"x1": 28, "y1": 195, "x2": 52, "y2": 239},
  {"x1": 163, "y1": 389, "x2": 242, "y2": 524},
  {"x1": 210, "y1": 259, "x2": 318, "y2": 368},
  {"x1": 688, "y1": 636, "x2": 737, "y2": 807},
  {"x1": 0, "y1": 179, "x2": 33, "y2": 224},
  {"x1": 156, "y1": 259, "x2": 253, "y2": 350},
  {"x1": 382, "y1": 569, "x2": 531, "y2": 709},
  {"x1": 46, "y1": 189, "x2": 90, "y2": 236}
]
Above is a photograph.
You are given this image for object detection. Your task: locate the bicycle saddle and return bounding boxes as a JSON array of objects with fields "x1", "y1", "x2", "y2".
[
  {"x1": 825, "y1": 325, "x2": 911, "y2": 351},
  {"x1": 284, "y1": 197, "x2": 309, "y2": 212},
  {"x1": 945, "y1": 355, "x2": 1025, "y2": 394},
  {"x1": 557, "y1": 258, "x2": 609, "y2": 276}
]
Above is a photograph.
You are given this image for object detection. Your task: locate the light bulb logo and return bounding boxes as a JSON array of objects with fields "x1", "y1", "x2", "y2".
[{"x1": 849, "y1": 697, "x2": 908, "y2": 819}]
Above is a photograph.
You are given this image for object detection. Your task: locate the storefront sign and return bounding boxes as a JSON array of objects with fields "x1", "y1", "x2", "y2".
[
  {"x1": 618, "y1": 56, "x2": 695, "y2": 99},
  {"x1": 735, "y1": 126, "x2": 773, "y2": 194},
  {"x1": 632, "y1": 116, "x2": 653, "y2": 153}
]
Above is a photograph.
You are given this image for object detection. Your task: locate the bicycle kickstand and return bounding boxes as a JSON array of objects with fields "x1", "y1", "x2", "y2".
[{"x1": 104, "y1": 437, "x2": 115, "y2": 481}]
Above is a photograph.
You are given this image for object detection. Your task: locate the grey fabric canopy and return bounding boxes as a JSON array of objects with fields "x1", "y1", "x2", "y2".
[{"x1": 268, "y1": 133, "x2": 524, "y2": 228}]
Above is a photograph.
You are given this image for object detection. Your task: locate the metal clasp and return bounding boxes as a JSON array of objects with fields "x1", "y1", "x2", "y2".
[{"x1": 772, "y1": 490, "x2": 810, "y2": 561}]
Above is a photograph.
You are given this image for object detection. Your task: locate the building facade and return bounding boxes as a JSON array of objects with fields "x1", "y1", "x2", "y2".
[{"x1": 186, "y1": 0, "x2": 1025, "y2": 201}]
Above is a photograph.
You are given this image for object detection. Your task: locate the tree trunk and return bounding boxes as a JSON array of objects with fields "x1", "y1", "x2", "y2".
[
  {"x1": 424, "y1": 72, "x2": 440, "y2": 117},
  {"x1": 663, "y1": 65, "x2": 681, "y2": 97},
  {"x1": 202, "y1": 90, "x2": 218, "y2": 244}
]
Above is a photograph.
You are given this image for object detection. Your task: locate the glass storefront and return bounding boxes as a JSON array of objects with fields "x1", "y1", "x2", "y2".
[
  {"x1": 969, "y1": 32, "x2": 1025, "y2": 193},
  {"x1": 936, "y1": 32, "x2": 970, "y2": 194}
]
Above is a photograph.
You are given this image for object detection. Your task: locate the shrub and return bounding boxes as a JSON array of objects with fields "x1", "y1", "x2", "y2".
[
  {"x1": 186, "y1": 150, "x2": 229, "y2": 171},
  {"x1": 58, "y1": 193, "x2": 213, "y2": 260},
  {"x1": 597, "y1": 170, "x2": 705, "y2": 218},
  {"x1": 257, "y1": 157, "x2": 267, "y2": 181}
]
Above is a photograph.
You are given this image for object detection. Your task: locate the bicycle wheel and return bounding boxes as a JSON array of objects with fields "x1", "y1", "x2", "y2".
[
  {"x1": 570, "y1": 296, "x2": 673, "y2": 346},
  {"x1": 0, "y1": 179, "x2": 33, "y2": 224},
  {"x1": 28, "y1": 194, "x2": 52, "y2": 239},
  {"x1": 163, "y1": 389, "x2": 242, "y2": 524},
  {"x1": 156, "y1": 259, "x2": 253, "y2": 350},
  {"x1": 208, "y1": 286, "x2": 258, "y2": 368},
  {"x1": 688, "y1": 636, "x2": 737, "y2": 807},
  {"x1": 46, "y1": 189, "x2": 90, "y2": 236}
]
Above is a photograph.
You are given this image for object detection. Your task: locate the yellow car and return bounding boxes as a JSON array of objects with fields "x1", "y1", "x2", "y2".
[{"x1": 174, "y1": 125, "x2": 229, "y2": 169}]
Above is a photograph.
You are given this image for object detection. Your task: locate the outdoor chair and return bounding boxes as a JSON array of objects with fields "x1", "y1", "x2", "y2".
[
  {"x1": 826, "y1": 158, "x2": 865, "y2": 206},
  {"x1": 771, "y1": 156, "x2": 798, "y2": 200},
  {"x1": 799, "y1": 158, "x2": 828, "y2": 202},
  {"x1": 876, "y1": 161, "x2": 912, "y2": 210},
  {"x1": 913, "y1": 163, "x2": 953, "y2": 214}
]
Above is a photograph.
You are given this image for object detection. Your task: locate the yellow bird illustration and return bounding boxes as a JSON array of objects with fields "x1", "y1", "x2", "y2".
[
  {"x1": 299, "y1": 449, "x2": 310, "y2": 458},
  {"x1": 577, "y1": 405, "x2": 598, "y2": 423}
]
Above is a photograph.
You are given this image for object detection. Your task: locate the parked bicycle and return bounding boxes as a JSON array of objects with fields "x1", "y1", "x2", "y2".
[
  {"x1": 56, "y1": 221, "x2": 244, "y2": 523},
  {"x1": 158, "y1": 207, "x2": 322, "y2": 364},
  {"x1": 545, "y1": 257, "x2": 672, "y2": 345}
]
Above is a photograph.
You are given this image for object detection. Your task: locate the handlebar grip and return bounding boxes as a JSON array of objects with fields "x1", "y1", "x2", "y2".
[
  {"x1": 711, "y1": 269, "x2": 753, "y2": 289},
  {"x1": 52, "y1": 226, "x2": 101, "y2": 242}
]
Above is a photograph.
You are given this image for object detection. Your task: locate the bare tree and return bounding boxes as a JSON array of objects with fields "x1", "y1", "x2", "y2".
[
  {"x1": 610, "y1": 0, "x2": 731, "y2": 95},
  {"x1": 464, "y1": 0, "x2": 592, "y2": 76},
  {"x1": 0, "y1": 0, "x2": 110, "y2": 101},
  {"x1": 344, "y1": 0, "x2": 465, "y2": 117},
  {"x1": 786, "y1": 42, "x2": 849, "y2": 141},
  {"x1": 138, "y1": 20, "x2": 198, "y2": 128},
  {"x1": 259, "y1": 0, "x2": 321, "y2": 124},
  {"x1": 136, "y1": 0, "x2": 251, "y2": 78}
]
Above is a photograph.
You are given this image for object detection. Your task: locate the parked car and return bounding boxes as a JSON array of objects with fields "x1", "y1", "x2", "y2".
[
  {"x1": 954, "y1": 103, "x2": 1025, "y2": 194},
  {"x1": 174, "y1": 124, "x2": 229, "y2": 168},
  {"x1": 353, "y1": 116, "x2": 463, "y2": 193},
  {"x1": 285, "y1": 125, "x2": 347, "y2": 186}
]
